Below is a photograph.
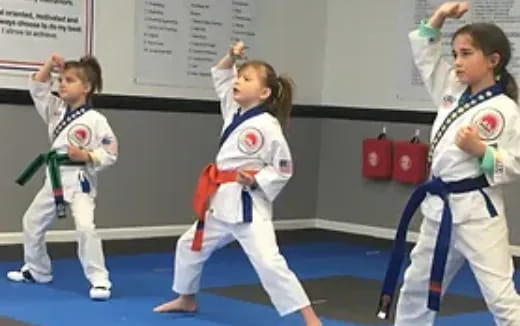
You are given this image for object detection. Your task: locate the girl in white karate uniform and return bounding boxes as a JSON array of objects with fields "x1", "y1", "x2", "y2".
[
  {"x1": 378, "y1": 2, "x2": 520, "y2": 325},
  {"x1": 7, "y1": 53, "x2": 118, "y2": 301},
  {"x1": 154, "y1": 42, "x2": 321, "y2": 326}
]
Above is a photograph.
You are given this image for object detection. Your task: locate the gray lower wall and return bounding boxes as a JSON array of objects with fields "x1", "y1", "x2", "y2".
[
  {"x1": 316, "y1": 118, "x2": 520, "y2": 246},
  {"x1": 0, "y1": 105, "x2": 320, "y2": 232},
  {"x1": 3, "y1": 105, "x2": 520, "y2": 247},
  {"x1": 316, "y1": 119, "x2": 431, "y2": 231}
]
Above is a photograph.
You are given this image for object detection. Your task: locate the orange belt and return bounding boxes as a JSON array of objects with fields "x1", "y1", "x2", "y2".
[{"x1": 191, "y1": 163, "x2": 257, "y2": 251}]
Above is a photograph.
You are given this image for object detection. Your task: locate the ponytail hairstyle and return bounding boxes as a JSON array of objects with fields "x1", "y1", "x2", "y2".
[
  {"x1": 238, "y1": 60, "x2": 294, "y2": 127},
  {"x1": 63, "y1": 55, "x2": 103, "y2": 101}
]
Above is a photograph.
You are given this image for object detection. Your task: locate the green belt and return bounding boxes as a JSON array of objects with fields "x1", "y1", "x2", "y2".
[{"x1": 16, "y1": 151, "x2": 84, "y2": 218}]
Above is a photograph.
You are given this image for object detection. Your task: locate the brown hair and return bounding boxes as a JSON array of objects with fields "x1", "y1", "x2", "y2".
[
  {"x1": 453, "y1": 23, "x2": 518, "y2": 102},
  {"x1": 63, "y1": 55, "x2": 103, "y2": 100},
  {"x1": 238, "y1": 60, "x2": 294, "y2": 127}
]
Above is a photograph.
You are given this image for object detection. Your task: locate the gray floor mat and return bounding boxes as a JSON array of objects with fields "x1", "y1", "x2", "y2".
[{"x1": 205, "y1": 275, "x2": 487, "y2": 324}]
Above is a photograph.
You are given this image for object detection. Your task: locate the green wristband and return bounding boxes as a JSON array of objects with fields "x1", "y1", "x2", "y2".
[
  {"x1": 480, "y1": 146, "x2": 495, "y2": 175},
  {"x1": 419, "y1": 19, "x2": 441, "y2": 39}
]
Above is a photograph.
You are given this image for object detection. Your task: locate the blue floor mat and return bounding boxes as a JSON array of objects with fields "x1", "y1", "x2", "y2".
[{"x1": 0, "y1": 241, "x2": 514, "y2": 325}]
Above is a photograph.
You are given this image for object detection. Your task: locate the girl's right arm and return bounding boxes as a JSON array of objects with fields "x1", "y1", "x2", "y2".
[
  {"x1": 408, "y1": 2, "x2": 469, "y2": 107},
  {"x1": 211, "y1": 42, "x2": 245, "y2": 120},
  {"x1": 29, "y1": 53, "x2": 65, "y2": 123}
]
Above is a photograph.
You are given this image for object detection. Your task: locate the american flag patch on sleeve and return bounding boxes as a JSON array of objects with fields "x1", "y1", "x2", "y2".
[
  {"x1": 279, "y1": 159, "x2": 292, "y2": 174},
  {"x1": 101, "y1": 136, "x2": 118, "y2": 154}
]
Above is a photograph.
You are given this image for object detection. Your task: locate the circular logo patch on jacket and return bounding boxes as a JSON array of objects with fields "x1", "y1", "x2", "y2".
[
  {"x1": 68, "y1": 124, "x2": 92, "y2": 147},
  {"x1": 238, "y1": 128, "x2": 264, "y2": 154},
  {"x1": 471, "y1": 108, "x2": 505, "y2": 141}
]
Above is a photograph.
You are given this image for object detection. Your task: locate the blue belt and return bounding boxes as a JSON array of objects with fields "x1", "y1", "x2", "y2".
[{"x1": 376, "y1": 175, "x2": 497, "y2": 319}]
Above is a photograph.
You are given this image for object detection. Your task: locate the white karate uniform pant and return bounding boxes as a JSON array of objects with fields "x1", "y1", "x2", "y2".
[
  {"x1": 172, "y1": 213, "x2": 311, "y2": 316},
  {"x1": 21, "y1": 182, "x2": 111, "y2": 288},
  {"x1": 395, "y1": 215, "x2": 520, "y2": 326}
]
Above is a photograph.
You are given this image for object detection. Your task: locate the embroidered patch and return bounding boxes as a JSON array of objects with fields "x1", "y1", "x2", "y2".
[
  {"x1": 368, "y1": 151, "x2": 379, "y2": 167},
  {"x1": 279, "y1": 159, "x2": 292, "y2": 174},
  {"x1": 67, "y1": 124, "x2": 92, "y2": 147},
  {"x1": 237, "y1": 127, "x2": 264, "y2": 154},
  {"x1": 399, "y1": 155, "x2": 412, "y2": 171},
  {"x1": 441, "y1": 94, "x2": 456, "y2": 108},
  {"x1": 101, "y1": 136, "x2": 118, "y2": 155},
  {"x1": 471, "y1": 108, "x2": 505, "y2": 141},
  {"x1": 52, "y1": 106, "x2": 90, "y2": 141}
]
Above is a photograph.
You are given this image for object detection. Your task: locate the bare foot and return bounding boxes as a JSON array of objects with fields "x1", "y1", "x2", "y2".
[
  {"x1": 300, "y1": 305, "x2": 322, "y2": 326},
  {"x1": 307, "y1": 321, "x2": 322, "y2": 326},
  {"x1": 153, "y1": 295, "x2": 197, "y2": 313}
]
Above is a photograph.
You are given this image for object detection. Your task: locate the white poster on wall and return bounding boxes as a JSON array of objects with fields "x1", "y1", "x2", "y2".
[
  {"x1": 134, "y1": 0, "x2": 258, "y2": 89},
  {"x1": 0, "y1": 0, "x2": 93, "y2": 72},
  {"x1": 397, "y1": 0, "x2": 520, "y2": 103}
]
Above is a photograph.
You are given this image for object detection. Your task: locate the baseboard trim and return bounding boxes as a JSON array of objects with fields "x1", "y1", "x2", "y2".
[
  {"x1": 314, "y1": 219, "x2": 420, "y2": 242},
  {"x1": 314, "y1": 218, "x2": 520, "y2": 257},
  {"x1": 2, "y1": 218, "x2": 519, "y2": 256},
  {"x1": 0, "y1": 218, "x2": 313, "y2": 245}
]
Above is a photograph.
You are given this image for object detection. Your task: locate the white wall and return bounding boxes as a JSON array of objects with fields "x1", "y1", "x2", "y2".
[
  {"x1": 6, "y1": 0, "x2": 518, "y2": 111},
  {"x1": 0, "y1": 0, "x2": 442, "y2": 110},
  {"x1": 0, "y1": 0, "x2": 328, "y2": 105},
  {"x1": 321, "y1": 0, "x2": 434, "y2": 111},
  {"x1": 0, "y1": 1, "x2": 328, "y2": 238}
]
